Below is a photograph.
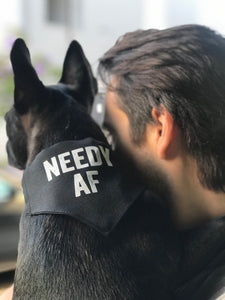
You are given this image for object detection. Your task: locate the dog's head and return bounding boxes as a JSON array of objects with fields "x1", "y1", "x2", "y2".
[{"x1": 5, "y1": 39, "x2": 106, "y2": 169}]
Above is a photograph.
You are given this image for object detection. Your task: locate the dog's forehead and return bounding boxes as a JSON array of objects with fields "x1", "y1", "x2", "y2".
[
  {"x1": 48, "y1": 83, "x2": 71, "y2": 95},
  {"x1": 47, "y1": 83, "x2": 81, "y2": 103},
  {"x1": 47, "y1": 83, "x2": 88, "y2": 113}
]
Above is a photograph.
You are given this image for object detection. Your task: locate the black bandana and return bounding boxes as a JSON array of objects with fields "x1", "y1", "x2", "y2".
[{"x1": 22, "y1": 138, "x2": 144, "y2": 235}]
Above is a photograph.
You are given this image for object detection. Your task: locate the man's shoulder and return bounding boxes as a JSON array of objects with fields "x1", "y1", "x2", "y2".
[
  {"x1": 175, "y1": 216, "x2": 225, "y2": 300},
  {"x1": 175, "y1": 263, "x2": 225, "y2": 300}
]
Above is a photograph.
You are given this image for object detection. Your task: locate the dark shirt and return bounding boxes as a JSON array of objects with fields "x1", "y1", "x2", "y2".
[{"x1": 174, "y1": 216, "x2": 225, "y2": 299}]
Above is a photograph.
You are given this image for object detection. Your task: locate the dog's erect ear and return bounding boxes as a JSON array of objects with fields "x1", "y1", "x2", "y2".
[
  {"x1": 10, "y1": 38, "x2": 46, "y2": 114},
  {"x1": 59, "y1": 41, "x2": 97, "y2": 111}
]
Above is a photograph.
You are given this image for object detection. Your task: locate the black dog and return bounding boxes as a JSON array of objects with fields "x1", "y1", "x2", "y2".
[{"x1": 5, "y1": 39, "x2": 180, "y2": 299}]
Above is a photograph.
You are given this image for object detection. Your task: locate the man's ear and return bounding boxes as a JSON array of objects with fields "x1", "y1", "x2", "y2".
[
  {"x1": 150, "y1": 106, "x2": 179, "y2": 159},
  {"x1": 10, "y1": 38, "x2": 46, "y2": 114},
  {"x1": 59, "y1": 40, "x2": 97, "y2": 112}
]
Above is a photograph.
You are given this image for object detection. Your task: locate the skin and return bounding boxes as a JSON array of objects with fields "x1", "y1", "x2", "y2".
[
  {"x1": 104, "y1": 81, "x2": 225, "y2": 229},
  {"x1": 0, "y1": 286, "x2": 13, "y2": 300}
]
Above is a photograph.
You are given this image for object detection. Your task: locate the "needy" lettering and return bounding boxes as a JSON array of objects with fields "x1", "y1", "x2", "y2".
[
  {"x1": 43, "y1": 145, "x2": 112, "y2": 182},
  {"x1": 42, "y1": 145, "x2": 113, "y2": 198}
]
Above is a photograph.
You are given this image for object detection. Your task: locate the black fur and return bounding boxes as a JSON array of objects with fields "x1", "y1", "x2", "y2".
[{"x1": 5, "y1": 39, "x2": 180, "y2": 299}]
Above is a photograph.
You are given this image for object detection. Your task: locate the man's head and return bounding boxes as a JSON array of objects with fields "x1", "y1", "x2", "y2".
[{"x1": 98, "y1": 24, "x2": 225, "y2": 195}]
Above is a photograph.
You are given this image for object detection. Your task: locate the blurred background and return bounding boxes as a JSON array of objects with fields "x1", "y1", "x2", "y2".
[{"x1": 0, "y1": 0, "x2": 225, "y2": 293}]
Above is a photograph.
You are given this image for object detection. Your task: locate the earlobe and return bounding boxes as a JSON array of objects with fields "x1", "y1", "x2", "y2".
[{"x1": 151, "y1": 107, "x2": 178, "y2": 159}]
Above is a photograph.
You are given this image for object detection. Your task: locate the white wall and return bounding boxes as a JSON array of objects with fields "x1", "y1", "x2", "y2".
[
  {"x1": 21, "y1": 0, "x2": 142, "y2": 75},
  {"x1": 0, "y1": 0, "x2": 225, "y2": 60},
  {"x1": 19, "y1": 0, "x2": 225, "y2": 76},
  {"x1": 75, "y1": 0, "x2": 142, "y2": 70},
  {"x1": 196, "y1": 0, "x2": 225, "y2": 35},
  {"x1": 0, "y1": 0, "x2": 22, "y2": 52},
  {"x1": 142, "y1": 0, "x2": 225, "y2": 36}
]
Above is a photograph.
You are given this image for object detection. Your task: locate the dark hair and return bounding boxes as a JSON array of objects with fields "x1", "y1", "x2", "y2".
[{"x1": 98, "y1": 24, "x2": 225, "y2": 192}]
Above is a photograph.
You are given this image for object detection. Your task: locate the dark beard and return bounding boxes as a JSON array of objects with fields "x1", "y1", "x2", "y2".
[
  {"x1": 137, "y1": 157, "x2": 172, "y2": 203},
  {"x1": 115, "y1": 145, "x2": 173, "y2": 204}
]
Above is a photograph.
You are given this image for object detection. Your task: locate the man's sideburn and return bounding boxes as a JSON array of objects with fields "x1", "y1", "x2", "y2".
[
  {"x1": 114, "y1": 135, "x2": 173, "y2": 209},
  {"x1": 105, "y1": 86, "x2": 173, "y2": 207}
]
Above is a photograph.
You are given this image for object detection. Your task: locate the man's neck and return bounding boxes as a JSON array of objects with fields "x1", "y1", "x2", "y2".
[
  {"x1": 171, "y1": 186, "x2": 225, "y2": 230},
  {"x1": 166, "y1": 158, "x2": 225, "y2": 229}
]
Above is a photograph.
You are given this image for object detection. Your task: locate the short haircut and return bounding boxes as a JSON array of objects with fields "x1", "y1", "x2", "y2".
[{"x1": 98, "y1": 24, "x2": 225, "y2": 192}]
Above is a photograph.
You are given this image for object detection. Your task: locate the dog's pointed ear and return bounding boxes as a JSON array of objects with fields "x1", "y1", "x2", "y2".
[
  {"x1": 10, "y1": 38, "x2": 46, "y2": 114},
  {"x1": 59, "y1": 40, "x2": 97, "y2": 111}
]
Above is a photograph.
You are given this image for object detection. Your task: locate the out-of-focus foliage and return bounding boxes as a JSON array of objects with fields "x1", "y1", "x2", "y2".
[{"x1": 0, "y1": 56, "x2": 13, "y2": 117}]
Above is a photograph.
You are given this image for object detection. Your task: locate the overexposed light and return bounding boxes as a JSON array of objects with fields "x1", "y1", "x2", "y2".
[
  {"x1": 0, "y1": 0, "x2": 21, "y2": 28},
  {"x1": 142, "y1": 0, "x2": 167, "y2": 29},
  {"x1": 196, "y1": 0, "x2": 225, "y2": 35}
]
